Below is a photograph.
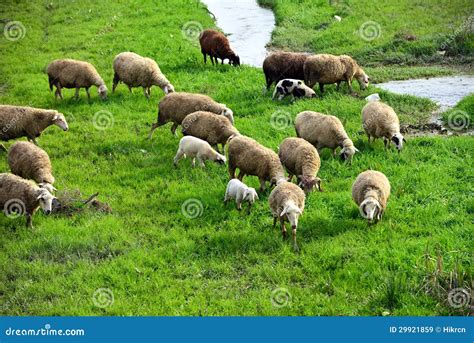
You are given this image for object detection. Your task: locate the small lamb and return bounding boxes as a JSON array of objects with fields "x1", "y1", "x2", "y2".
[
  {"x1": 272, "y1": 79, "x2": 316, "y2": 100},
  {"x1": 174, "y1": 136, "x2": 226, "y2": 168},
  {"x1": 224, "y1": 179, "x2": 259, "y2": 213}
]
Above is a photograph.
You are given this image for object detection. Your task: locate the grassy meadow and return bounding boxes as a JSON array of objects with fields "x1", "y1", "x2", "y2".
[{"x1": 0, "y1": 0, "x2": 472, "y2": 316}]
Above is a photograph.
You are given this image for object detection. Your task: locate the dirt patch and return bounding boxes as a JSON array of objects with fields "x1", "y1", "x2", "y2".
[
  {"x1": 52, "y1": 189, "x2": 112, "y2": 216},
  {"x1": 400, "y1": 122, "x2": 449, "y2": 137}
]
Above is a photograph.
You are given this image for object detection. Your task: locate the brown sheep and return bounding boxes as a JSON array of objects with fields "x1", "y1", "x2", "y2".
[
  {"x1": 227, "y1": 135, "x2": 286, "y2": 192},
  {"x1": 278, "y1": 137, "x2": 322, "y2": 194},
  {"x1": 199, "y1": 29, "x2": 240, "y2": 66},
  {"x1": 263, "y1": 52, "x2": 310, "y2": 90},
  {"x1": 303, "y1": 54, "x2": 369, "y2": 93},
  {"x1": 269, "y1": 180, "x2": 305, "y2": 251},
  {"x1": 0, "y1": 173, "x2": 55, "y2": 228},
  {"x1": 46, "y1": 59, "x2": 107, "y2": 100},
  {"x1": 0, "y1": 105, "x2": 69, "y2": 145},
  {"x1": 149, "y1": 92, "x2": 234, "y2": 137},
  {"x1": 181, "y1": 111, "x2": 239, "y2": 153},
  {"x1": 8, "y1": 141, "x2": 56, "y2": 193}
]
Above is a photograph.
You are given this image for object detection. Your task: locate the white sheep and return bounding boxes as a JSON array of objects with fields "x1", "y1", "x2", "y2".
[
  {"x1": 362, "y1": 101, "x2": 405, "y2": 151},
  {"x1": 352, "y1": 170, "x2": 391, "y2": 223},
  {"x1": 173, "y1": 136, "x2": 226, "y2": 168},
  {"x1": 224, "y1": 178, "x2": 259, "y2": 213}
]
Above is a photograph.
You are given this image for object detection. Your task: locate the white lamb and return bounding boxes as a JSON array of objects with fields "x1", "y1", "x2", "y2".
[
  {"x1": 224, "y1": 179, "x2": 259, "y2": 213},
  {"x1": 173, "y1": 136, "x2": 226, "y2": 168}
]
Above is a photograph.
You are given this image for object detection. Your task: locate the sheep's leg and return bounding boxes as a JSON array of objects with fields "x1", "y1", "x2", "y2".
[
  {"x1": 86, "y1": 87, "x2": 91, "y2": 101},
  {"x1": 147, "y1": 87, "x2": 151, "y2": 96},
  {"x1": 170, "y1": 123, "x2": 178, "y2": 136},
  {"x1": 292, "y1": 228, "x2": 299, "y2": 251},
  {"x1": 112, "y1": 72, "x2": 119, "y2": 92},
  {"x1": 26, "y1": 214, "x2": 33, "y2": 229},
  {"x1": 237, "y1": 170, "x2": 245, "y2": 181},
  {"x1": 247, "y1": 202, "x2": 252, "y2": 215},
  {"x1": 287, "y1": 174, "x2": 294, "y2": 182},
  {"x1": 332, "y1": 149, "x2": 337, "y2": 157},
  {"x1": 173, "y1": 149, "x2": 184, "y2": 166},
  {"x1": 197, "y1": 155, "x2": 205, "y2": 168},
  {"x1": 74, "y1": 88, "x2": 80, "y2": 100},
  {"x1": 143, "y1": 87, "x2": 149, "y2": 99},
  {"x1": 347, "y1": 78, "x2": 354, "y2": 93},
  {"x1": 278, "y1": 94, "x2": 285, "y2": 101},
  {"x1": 319, "y1": 83, "x2": 324, "y2": 94},
  {"x1": 221, "y1": 58, "x2": 224, "y2": 65},
  {"x1": 202, "y1": 53, "x2": 207, "y2": 64},
  {"x1": 191, "y1": 158, "x2": 196, "y2": 168},
  {"x1": 30, "y1": 137, "x2": 38, "y2": 146},
  {"x1": 280, "y1": 217, "x2": 288, "y2": 239},
  {"x1": 235, "y1": 194, "x2": 243, "y2": 211},
  {"x1": 259, "y1": 178, "x2": 266, "y2": 192},
  {"x1": 273, "y1": 216, "x2": 277, "y2": 229},
  {"x1": 149, "y1": 123, "x2": 159, "y2": 140},
  {"x1": 128, "y1": 86, "x2": 133, "y2": 93},
  {"x1": 210, "y1": 56, "x2": 215, "y2": 65},
  {"x1": 383, "y1": 138, "x2": 388, "y2": 150},
  {"x1": 228, "y1": 166, "x2": 236, "y2": 180},
  {"x1": 336, "y1": 81, "x2": 342, "y2": 91}
]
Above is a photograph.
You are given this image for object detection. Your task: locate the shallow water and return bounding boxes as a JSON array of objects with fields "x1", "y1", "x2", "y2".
[
  {"x1": 376, "y1": 75, "x2": 474, "y2": 109},
  {"x1": 201, "y1": 0, "x2": 275, "y2": 67}
]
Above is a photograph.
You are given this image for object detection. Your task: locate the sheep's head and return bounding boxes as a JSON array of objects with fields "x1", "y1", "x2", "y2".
[
  {"x1": 281, "y1": 203, "x2": 302, "y2": 229},
  {"x1": 220, "y1": 106, "x2": 234, "y2": 124},
  {"x1": 391, "y1": 133, "x2": 406, "y2": 152},
  {"x1": 98, "y1": 84, "x2": 108, "y2": 99},
  {"x1": 52, "y1": 112, "x2": 69, "y2": 131},
  {"x1": 214, "y1": 152, "x2": 226, "y2": 165},
  {"x1": 339, "y1": 143, "x2": 359, "y2": 164},
  {"x1": 163, "y1": 83, "x2": 175, "y2": 94},
  {"x1": 38, "y1": 182, "x2": 57, "y2": 194},
  {"x1": 356, "y1": 69, "x2": 370, "y2": 90},
  {"x1": 230, "y1": 54, "x2": 240, "y2": 66},
  {"x1": 304, "y1": 86, "x2": 316, "y2": 98},
  {"x1": 360, "y1": 198, "x2": 382, "y2": 223},
  {"x1": 36, "y1": 188, "x2": 55, "y2": 215},
  {"x1": 297, "y1": 176, "x2": 322, "y2": 194},
  {"x1": 243, "y1": 188, "x2": 258, "y2": 204}
]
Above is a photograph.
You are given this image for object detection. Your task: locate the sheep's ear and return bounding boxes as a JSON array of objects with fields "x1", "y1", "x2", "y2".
[
  {"x1": 403, "y1": 137, "x2": 407, "y2": 143},
  {"x1": 53, "y1": 114, "x2": 59, "y2": 120},
  {"x1": 36, "y1": 194, "x2": 44, "y2": 201},
  {"x1": 360, "y1": 202, "x2": 368, "y2": 217},
  {"x1": 296, "y1": 207, "x2": 302, "y2": 215},
  {"x1": 280, "y1": 206, "x2": 288, "y2": 217},
  {"x1": 354, "y1": 147, "x2": 360, "y2": 152},
  {"x1": 254, "y1": 192, "x2": 259, "y2": 200}
]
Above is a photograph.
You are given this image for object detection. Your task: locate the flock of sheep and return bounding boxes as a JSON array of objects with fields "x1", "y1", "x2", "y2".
[{"x1": 0, "y1": 28, "x2": 406, "y2": 251}]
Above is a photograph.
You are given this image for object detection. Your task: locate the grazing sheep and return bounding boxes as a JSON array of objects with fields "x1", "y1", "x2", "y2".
[
  {"x1": 0, "y1": 173, "x2": 55, "y2": 228},
  {"x1": 362, "y1": 101, "x2": 405, "y2": 151},
  {"x1": 272, "y1": 79, "x2": 316, "y2": 100},
  {"x1": 46, "y1": 59, "x2": 107, "y2": 100},
  {"x1": 263, "y1": 52, "x2": 310, "y2": 90},
  {"x1": 352, "y1": 170, "x2": 390, "y2": 223},
  {"x1": 365, "y1": 93, "x2": 380, "y2": 102},
  {"x1": 181, "y1": 111, "x2": 239, "y2": 153},
  {"x1": 112, "y1": 52, "x2": 175, "y2": 98},
  {"x1": 0, "y1": 105, "x2": 69, "y2": 145},
  {"x1": 227, "y1": 135, "x2": 286, "y2": 192},
  {"x1": 173, "y1": 136, "x2": 226, "y2": 168},
  {"x1": 149, "y1": 92, "x2": 234, "y2": 138},
  {"x1": 224, "y1": 179, "x2": 259, "y2": 213},
  {"x1": 295, "y1": 111, "x2": 359, "y2": 163},
  {"x1": 8, "y1": 141, "x2": 56, "y2": 193},
  {"x1": 269, "y1": 180, "x2": 305, "y2": 251},
  {"x1": 199, "y1": 29, "x2": 240, "y2": 66},
  {"x1": 278, "y1": 137, "x2": 322, "y2": 194},
  {"x1": 303, "y1": 54, "x2": 369, "y2": 93}
]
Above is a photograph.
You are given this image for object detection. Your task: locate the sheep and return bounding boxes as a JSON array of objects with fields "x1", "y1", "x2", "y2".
[
  {"x1": 272, "y1": 79, "x2": 316, "y2": 100},
  {"x1": 181, "y1": 111, "x2": 239, "y2": 153},
  {"x1": 0, "y1": 105, "x2": 69, "y2": 145},
  {"x1": 303, "y1": 54, "x2": 369, "y2": 94},
  {"x1": 112, "y1": 52, "x2": 175, "y2": 99},
  {"x1": 227, "y1": 135, "x2": 286, "y2": 192},
  {"x1": 46, "y1": 59, "x2": 107, "y2": 100},
  {"x1": 295, "y1": 111, "x2": 359, "y2": 163},
  {"x1": 352, "y1": 170, "x2": 390, "y2": 223},
  {"x1": 269, "y1": 180, "x2": 305, "y2": 251},
  {"x1": 199, "y1": 29, "x2": 240, "y2": 66},
  {"x1": 0, "y1": 173, "x2": 55, "y2": 228},
  {"x1": 362, "y1": 101, "x2": 405, "y2": 151},
  {"x1": 173, "y1": 136, "x2": 226, "y2": 168},
  {"x1": 149, "y1": 92, "x2": 234, "y2": 138},
  {"x1": 263, "y1": 52, "x2": 310, "y2": 90},
  {"x1": 224, "y1": 179, "x2": 259, "y2": 213},
  {"x1": 8, "y1": 141, "x2": 56, "y2": 193},
  {"x1": 278, "y1": 137, "x2": 322, "y2": 194}
]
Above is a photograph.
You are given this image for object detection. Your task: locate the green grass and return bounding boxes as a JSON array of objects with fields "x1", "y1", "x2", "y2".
[
  {"x1": 442, "y1": 93, "x2": 474, "y2": 129},
  {"x1": 0, "y1": 0, "x2": 472, "y2": 316},
  {"x1": 260, "y1": 0, "x2": 474, "y2": 66}
]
